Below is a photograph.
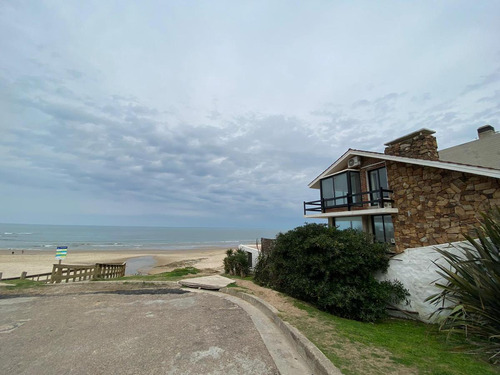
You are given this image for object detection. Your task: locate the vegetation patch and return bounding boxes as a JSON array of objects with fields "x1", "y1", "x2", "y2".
[
  {"x1": 115, "y1": 267, "x2": 200, "y2": 281},
  {"x1": 223, "y1": 273, "x2": 254, "y2": 281},
  {"x1": 286, "y1": 300, "x2": 499, "y2": 375},
  {"x1": 427, "y1": 207, "x2": 500, "y2": 363},
  {"x1": 223, "y1": 249, "x2": 250, "y2": 277},
  {"x1": 1, "y1": 279, "x2": 46, "y2": 289},
  {"x1": 254, "y1": 223, "x2": 409, "y2": 322},
  {"x1": 232, "y1": 278, "x2": 499, "y2": 374}
]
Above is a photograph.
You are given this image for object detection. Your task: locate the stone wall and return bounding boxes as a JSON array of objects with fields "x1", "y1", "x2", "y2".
[
  {"x1": 387, "y1": 161, "x2": 500, "y2": 252},
  {"x1": 384, "y1": 131, "x2": 439, "y2": 161}
]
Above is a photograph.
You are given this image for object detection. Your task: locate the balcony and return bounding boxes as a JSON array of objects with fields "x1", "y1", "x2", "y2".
[{"x1": 303, "y1": 188, "x2": 394, "y2": 216}]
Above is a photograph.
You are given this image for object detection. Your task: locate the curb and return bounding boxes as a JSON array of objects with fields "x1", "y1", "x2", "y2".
[{"x1": 220, "y1": 288, "x2": 343, "y2": 375}]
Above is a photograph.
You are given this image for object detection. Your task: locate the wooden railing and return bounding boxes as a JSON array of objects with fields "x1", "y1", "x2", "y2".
[
  {"x1": 1, "y1": 271, "x2": 52, "y2": 282},
  {"x1": 0, "y1": 262, "x2": 126, "y2": 284},
  {"x1": 94, "y1": 263, "x2": 126, "y2": 280},
  {"x1": 51, "y1": 264, "x2": 98, "y2": 283},
  {"x1": 51, "y1": 263, "x2": 126, "y2": 283}
]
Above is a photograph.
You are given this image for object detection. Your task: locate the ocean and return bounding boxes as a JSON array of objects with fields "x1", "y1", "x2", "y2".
[{"x1": 0, "y1": 223, "x2": 282, "y2": 251}]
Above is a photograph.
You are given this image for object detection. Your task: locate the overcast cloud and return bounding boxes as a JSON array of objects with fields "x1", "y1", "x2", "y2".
[{"x1": 1, "y1": 1, "x2": 499, "y2": 228}]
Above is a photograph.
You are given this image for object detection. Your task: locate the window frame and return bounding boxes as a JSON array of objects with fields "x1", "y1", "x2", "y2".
[
  {"x1": 371, "y1": 214, "x2": 395, "y2": 244},
  {"x1": 334, "y1": 216, "x2": 363, "y2": 231},
  {"x1": 320, "y1": 170, "x2": 361, "y2": 209},
  {"x1": 367, "y1": 166, "x2": 389, "y2": 205}
]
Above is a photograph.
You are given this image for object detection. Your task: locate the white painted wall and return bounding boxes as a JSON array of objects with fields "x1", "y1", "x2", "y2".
[
  {"x1": 376, "y1": 241, "x2": 468, "y2": 323},
  {"x1": 238, "y1": 244, "x2": 261, "y2": 270}
]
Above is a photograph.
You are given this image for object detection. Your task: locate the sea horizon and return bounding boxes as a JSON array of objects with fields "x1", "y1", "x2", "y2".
[{"x1": 0, "y1": 222, "x2": 283, "y2": 251}]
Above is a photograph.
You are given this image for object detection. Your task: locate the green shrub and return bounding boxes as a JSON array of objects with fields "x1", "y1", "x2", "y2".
[
  {"x1": 254, "y1": 223, "x2": 408, "y2": 322},
  {"x1": 223, "y1": 248, "x2": 250, "y2": 277},
  {"x1": 427, "y1": 207, "x2": 500, "y2": 363}
]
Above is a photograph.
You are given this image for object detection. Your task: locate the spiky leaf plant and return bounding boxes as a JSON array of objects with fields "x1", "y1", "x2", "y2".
[{"x1": 427, "y1": 207, "x2": 500, "y2": 363}]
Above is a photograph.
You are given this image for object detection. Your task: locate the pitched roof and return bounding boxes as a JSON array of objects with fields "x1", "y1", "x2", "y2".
[
  {"x1": 308, "y1": 149, "x2": 500, "y2": 189},
  {"x1": 439, "y1": 131, "x2": 500, "y2": 169}
]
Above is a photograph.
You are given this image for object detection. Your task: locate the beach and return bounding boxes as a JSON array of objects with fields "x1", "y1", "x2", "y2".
[{"x1": 0, "y1": 248, "x2": 228, "y2": 279}]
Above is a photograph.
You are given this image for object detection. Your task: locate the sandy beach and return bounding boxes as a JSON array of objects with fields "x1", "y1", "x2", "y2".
[{"x1": 0, "y1": 248, "x2": 228, "y2": 279}]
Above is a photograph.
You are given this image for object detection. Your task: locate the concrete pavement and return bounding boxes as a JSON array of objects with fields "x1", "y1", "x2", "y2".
[{"x1": 0, "y1": 283, "x2": 281, "y2": 375}]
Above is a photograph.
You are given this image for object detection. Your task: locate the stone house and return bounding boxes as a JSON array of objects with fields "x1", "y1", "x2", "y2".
[{"x1": 304, "y1": 127, "x2": 500, "y2": 253}]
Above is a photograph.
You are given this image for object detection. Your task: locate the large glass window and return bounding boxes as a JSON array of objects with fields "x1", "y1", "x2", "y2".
[
  {"x1": 321, "y1": 171, "x2": 361, "y2": 208},
  {"x1": 321, "y1": 178, "x2": 334, "y2": 208},
  {"x1": 350, "y1": 172, "x2": 361, "y2": 205},
  {"x1": 368, "y1": 167, "x2": 389, "y2": 205},
  {"x1": 372, "y1": 215, "x2": 395, "y2": 244},
  {"x1": 333, "y1": 173, "x2": 348, "y2": 206},
  {"x1": 335, "y1": 216, "x2": 363, "y2": 231}
]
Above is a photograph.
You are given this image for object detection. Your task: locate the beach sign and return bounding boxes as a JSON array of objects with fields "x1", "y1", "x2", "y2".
[{"x1": 56, "y1": 246, "x2": 68, "y2": 260}]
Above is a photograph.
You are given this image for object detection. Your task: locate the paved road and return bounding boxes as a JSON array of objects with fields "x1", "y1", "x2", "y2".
[{"x1": 0, "y1": 283, "x2": 280, "y2": 375}]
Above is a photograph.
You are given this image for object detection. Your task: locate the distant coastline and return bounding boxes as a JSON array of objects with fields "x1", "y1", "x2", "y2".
[{"x1": 0, "y1": 223, "x2": 280, "y2": 251}]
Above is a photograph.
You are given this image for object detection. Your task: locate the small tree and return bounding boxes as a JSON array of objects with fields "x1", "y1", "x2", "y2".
[
  {"x1": 254, "y1": 223, "x2": 408, "y2": 322},
  {"x1": 223, "y1": 248, "x2": 250, "y2": 277},
  {"x1": 427, "y1": 207, "x2": 500, "y2": 363}
]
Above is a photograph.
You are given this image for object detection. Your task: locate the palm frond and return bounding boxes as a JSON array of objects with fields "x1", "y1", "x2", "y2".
[{"x1": 427, "y1": 207, "x2": 500, "y2": 363}]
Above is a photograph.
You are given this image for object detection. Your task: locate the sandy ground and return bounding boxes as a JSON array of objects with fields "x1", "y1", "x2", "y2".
[{"x1": 0, "y1": 248, "x2": 227, "y2": 278}]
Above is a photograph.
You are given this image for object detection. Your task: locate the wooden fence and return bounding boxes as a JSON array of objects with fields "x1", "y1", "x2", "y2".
[
  {"x1": 1, "y1": 271, "x2": 53, "y2": 283},
  {"x1": 1, "y1": 262, "x2": 126, "y2": 284},
  {"x1": 94, "y1": 263, "x2": 126, "y2": 280}
]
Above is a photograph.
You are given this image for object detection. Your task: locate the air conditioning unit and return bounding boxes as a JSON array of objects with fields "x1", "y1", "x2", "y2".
[{"x1": 347, "y1": 156, "x2": 361, "y2": 168}]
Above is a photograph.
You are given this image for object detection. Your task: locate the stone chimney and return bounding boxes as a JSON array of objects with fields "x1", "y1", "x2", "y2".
[
  {"x1": 477, "y1": 124, "x2": 495, "y2": 139},
  {"x1": 384, "y1": 128, "x2": 439, "y2": 161}
]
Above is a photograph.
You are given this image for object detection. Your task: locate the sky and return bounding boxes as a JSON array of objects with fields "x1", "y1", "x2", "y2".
[{"x1": 0, "y1": 1, "x2": 499, "y2": 229}]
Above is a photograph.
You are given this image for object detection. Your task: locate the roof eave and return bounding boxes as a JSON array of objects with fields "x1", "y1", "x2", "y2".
[{"x1": 307, "y1": 150, "x2": 500, "y2": 189}]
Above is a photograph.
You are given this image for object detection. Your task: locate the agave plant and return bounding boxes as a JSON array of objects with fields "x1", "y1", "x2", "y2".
[{"x1": 427, "y1": 206, "x2": 500, "y2": 362}]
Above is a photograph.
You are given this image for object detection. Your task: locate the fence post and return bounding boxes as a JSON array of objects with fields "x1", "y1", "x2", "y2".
[
  {"x1": 51, "y1": 264, "x2": 57, "y2": 283},
  {"x1": 0, "y1": 272, "x2": 2, "y2": 280},
  {"x1": 94, "y1": 264, "x2": 101, "y2": 280},
  {"x1": 55, "y1": 265, "x2": 63, "y2": 283},
  {"x1": 20, "y1": 271, "x2": 27, "y2": 280}
]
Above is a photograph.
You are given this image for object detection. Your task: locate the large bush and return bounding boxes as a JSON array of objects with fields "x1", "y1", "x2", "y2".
[
  {"x1": 254, "y1": 223, "x2": 408, "y2": 322},
  {"x1": 427, "y1": 207, "x2": 500, "y2": 363}
]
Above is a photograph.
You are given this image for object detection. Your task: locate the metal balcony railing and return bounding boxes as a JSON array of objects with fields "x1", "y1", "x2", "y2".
[{"x1": 303, "y1": 188, "x2": 394, "y2": 215}]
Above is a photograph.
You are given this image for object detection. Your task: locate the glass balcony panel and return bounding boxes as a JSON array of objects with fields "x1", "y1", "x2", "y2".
[
  {"x1": 369, "y1": 170, "x2": 381, "y2": 203},
  {"x1": 321, "y1": 177, "x2": 334, "y2": 208},
  {"x1": 350, "y1": 172, "x2": 361, "y2": 204},
  {"x1": 333, "y1": 173, "x2": 348, "y2": 205},
  {"x1": 379, "y1": 169, "x2": 389, "y2": 198}
]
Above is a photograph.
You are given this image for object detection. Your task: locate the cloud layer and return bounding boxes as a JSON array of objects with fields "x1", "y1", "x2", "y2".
[{"x1": 1, "y1": 1, "x2": 499, "y2": 227}]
